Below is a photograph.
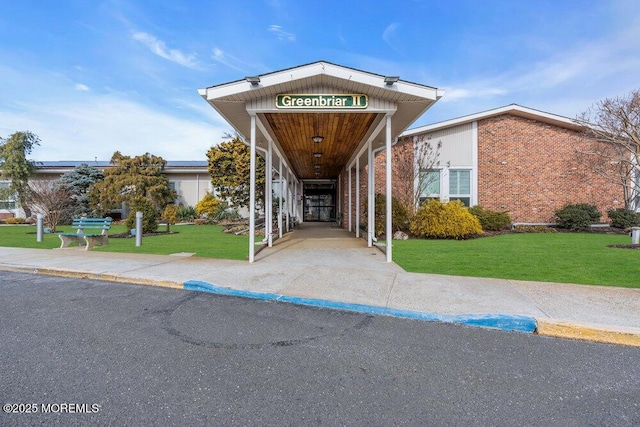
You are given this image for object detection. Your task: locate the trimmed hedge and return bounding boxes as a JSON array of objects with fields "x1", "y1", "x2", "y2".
[
  {"x1": 513, "y1": 225, "x2": 558, "y2": 233},
  {"x1": 468, "y1": 205, "x2": 511, "y2": 231},
  {"x1": 125, "y1": 197, "x2": 158, "y2": 233},
  {"x1": 607, "y1": 208, "x2": 639, "y2": 229},
  {"x1": 410, "y1": 199, "x2": 482, "y2": 239},
  {"x1": 555, "y1": 203, "x2": 601, "y2": 231}
]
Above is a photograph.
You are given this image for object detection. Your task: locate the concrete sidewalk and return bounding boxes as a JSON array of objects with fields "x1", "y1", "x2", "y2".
[{"x1": 1, "y1": 228, "x2": 639, "y2": 346}]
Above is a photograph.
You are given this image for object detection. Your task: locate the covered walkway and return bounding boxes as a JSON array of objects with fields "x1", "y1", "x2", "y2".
[
  {"x1": 199, "y1": 61, "x2": 443, "y2": 262},
  {"x1": 255, "y1": 222, "x2": 384, "y2": 265},
  {"x1": 255, "y1": 226, "x2": 396, "y2": 272}
]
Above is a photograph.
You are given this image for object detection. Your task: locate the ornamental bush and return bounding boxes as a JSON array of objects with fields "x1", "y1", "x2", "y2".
[
  {"x1": 410, "y1": 199, "x2": 482, "y2": 239},
  {"x1": 195, "y1": 193, "x2": 221, "y2": 218},
  {"x1": 554, "y1": 203, "x2": 600, "y2": 231},
  {"x1": 125, "y1": 196, "x2": 158, "y2": 234},
  {"x1": 5, "y1": 217, "x2": 26, "y2": 224},
  {"x1": 607, "y1": 208, "x2": 640, "y2": 228},
  {"x1": 364, "y1": 193, "x2": 410, "y2": 235},
  {"x1": 468, "y1": 205, "x2": 512, "y2": 231},
  {"x1": 177, "y1": 206, "x2": 197, "y2": 222},
  {"x1": 161, "y1": 204, "x2": 179, "y2": 225}
]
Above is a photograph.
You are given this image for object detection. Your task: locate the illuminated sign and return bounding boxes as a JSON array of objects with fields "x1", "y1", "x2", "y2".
[{"x1": 275, "y1": 94, "x2": 368, "y2": 109}]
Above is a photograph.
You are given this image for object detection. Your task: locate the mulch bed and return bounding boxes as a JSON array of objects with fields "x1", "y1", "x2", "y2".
[{"x1": 607, "y1": 244, "x2": 640, "y2": 250}]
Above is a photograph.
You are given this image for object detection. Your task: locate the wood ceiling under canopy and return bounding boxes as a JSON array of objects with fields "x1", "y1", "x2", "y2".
[{"x1": 263, "y1": 111, "x2": 378, "y2": 180}]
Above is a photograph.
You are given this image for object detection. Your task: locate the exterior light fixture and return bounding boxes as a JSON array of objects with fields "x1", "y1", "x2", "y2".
[
  {"x1": 246, "y1": 76, "x2": 260, "y2": 86},
  {"x1": 384, "y1": 76, "x2": 399, "y2": 85},
  {"x1": 313, "y1": 152, "x2": 322, "y2": 158},
  {"x1": 311, "y1": 135, "x2": 324, "y2": 143},
  {"x1": 315, "y1": 172, "x2": 321, "y2": 177},
  {"x1": 314, "y1": 164, "x2": 321, "y2": 169}
]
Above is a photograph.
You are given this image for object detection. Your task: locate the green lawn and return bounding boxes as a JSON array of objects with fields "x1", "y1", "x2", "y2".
[
  {"x1": 2, "y1": 225, "x2": 639, "y2": 287},
  {"x1": 393, "y1": 233, "x2": 640, "y2": 288},
  {"x1": 0, "y1": 224, "x2": 250, "y2": 260}
]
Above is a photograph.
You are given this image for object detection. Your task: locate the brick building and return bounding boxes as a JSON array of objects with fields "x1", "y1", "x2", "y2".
[{"x1": 340, "y1": 104, "x2": 624, "y2": 226}]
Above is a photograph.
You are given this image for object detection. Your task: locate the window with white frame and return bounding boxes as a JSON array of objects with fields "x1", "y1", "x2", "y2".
[
  {"x1": 0, "y1": 182, "x2": 16, "y2": 210},
  {"x1": 419, "y1": 169, "x2": 440, "y2": 201},
  {"x1": 449, "y1": 169, "x2": 471, "y2": 206}
]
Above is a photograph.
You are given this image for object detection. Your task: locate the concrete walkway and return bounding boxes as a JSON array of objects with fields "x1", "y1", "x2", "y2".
[{"x1": 1, "y1": 222, "x2": 639, "y2": 346}]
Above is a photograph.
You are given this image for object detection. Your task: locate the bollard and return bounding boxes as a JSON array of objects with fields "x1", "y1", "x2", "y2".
[
  {"x1": 135, "y1": 211, "x2": 143, "y2": 247},
  {"x1": 632, "y1": 227, "x2": 640, "y2": 245},
  {"x1": 36, "y1": 213, "x2": 44, "y2": 242}
]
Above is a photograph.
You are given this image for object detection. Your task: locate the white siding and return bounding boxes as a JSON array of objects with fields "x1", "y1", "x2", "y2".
[
  {"x1": 166, "y1": 172, "x2": 209, "y2": 208},
  {"x1": 414, "y1": 122, "x2": 477, "y2": 206},
  {"x1": 419, "y1": 123, "x2": 474, "y2": 167}
]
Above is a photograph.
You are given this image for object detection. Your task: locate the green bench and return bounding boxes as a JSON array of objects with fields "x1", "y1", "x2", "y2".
[{"x1": 57, "y1": 217, "x2": 113, "y2": 250}]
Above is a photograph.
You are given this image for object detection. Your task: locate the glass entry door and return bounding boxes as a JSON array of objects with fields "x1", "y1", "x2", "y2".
[{"x1": 304, "y1": 193, "x2": 335, "y2": 222}]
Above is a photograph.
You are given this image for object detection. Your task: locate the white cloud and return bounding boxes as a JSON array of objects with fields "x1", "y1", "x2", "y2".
[
  {"x1": 211, "y1": 48, "x2": 252, "y2": 73},
  {"x1": 268, "y1": 25, "x2": 296, "y2": 42},
  {"x1": 434, "y1": 25, "x2": 640, "y2": 119},
  {"x1": 440, "y1": 87, "x2": 507, "y2": 102},
  {"x1": 75, "y1": 83, "x2": 90, "y2": 91},
  {"x1": 132, "y1": 31, "x2": 199, "y2": 69},
  {"x1": 0, "y1": 95, "x2": 231, "y2": 161},
  {"x1": 382, "y1": 23, "x2": 399, "y2": 50}
]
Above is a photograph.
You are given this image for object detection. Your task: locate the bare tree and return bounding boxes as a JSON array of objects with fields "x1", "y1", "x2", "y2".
[
  {"x1": 26, "y1": 180, "x2": 73, "y2": 232},
  {"x1": 576, "y1": 90, "x2": 640, "y2": 210},
  {"x1": 392, "y1": 135, "x2": 441, "y2": 216}
]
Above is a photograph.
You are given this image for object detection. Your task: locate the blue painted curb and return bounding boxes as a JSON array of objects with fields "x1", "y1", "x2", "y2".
[{"x1": 183, "y1": 280, "x2": 537, "y2": 333}]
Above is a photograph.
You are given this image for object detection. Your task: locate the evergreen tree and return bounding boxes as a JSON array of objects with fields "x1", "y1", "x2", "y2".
[
  {"x1": 206, "y1": 136, "x2": 266, "y2": 209},
  {"x1": 89, "y1": 152, "x2": 176, "y2": 214},
  {"x1": 57, "y1": 163, "x2": 104, "y2": 217},
  {"x1": 0, "y1": 131, "x2": 40, "y2": 217}
]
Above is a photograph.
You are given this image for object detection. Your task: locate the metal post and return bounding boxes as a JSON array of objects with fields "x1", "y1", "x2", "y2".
[
  {"x1": 367, "y1": 140, "x2": 373, "y2": 247},
  {"x1": 36, "y1": 213, "x2": 43, "y2": 242},
  {"x1": 632, "y1": 227, "x2": 640, "y2": 245},
  {"x1": 135, "y1": 211, "x2": 142, "y2": 247},
  {"x1": 348, "y1": 167, "x2": 352, "y2": 232},
  {"x1": 249, "y1": 115, "x2": 257, "y2": 263},
  {"x1": 278, "y1": 157, "x2": 283, "y2": 239},
  {"x1": 267, "y1": 139, "x2": 273, "y2": 247},
  {"x1": 385, "y1": 115, "x2": 393, "y2": 262},
  {"x1": 285, "y1": 169, "x2": 290, "y2": 232},
  {"x1": 355, "y1": 156, "x2": 360, "y2": 238}
]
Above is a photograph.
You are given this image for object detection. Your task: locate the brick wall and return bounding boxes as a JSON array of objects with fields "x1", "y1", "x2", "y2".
[
  {"x1": 477, "y1": 115, "x2": 623, "y2": 223},
  {"x1": 338, "y1": 164, "x2": 370, "y2": 229},
  {"x1": 338, "y1": 114, "x2": 624, "y2": 227},
  {"x1": 338, "y1": 138, "x2": 414, "y2": 229}
]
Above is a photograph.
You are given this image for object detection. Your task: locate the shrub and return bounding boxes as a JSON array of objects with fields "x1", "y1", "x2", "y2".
[
  {"x1": 468, "y1": 205, "x2": 511, "y2": 231},
  {"x1": 177, "y1": 206, "x2": 197, "y2": 222},
  {"x1": 554, "y1": 203, "x2": 601, "y2": 231},
  {"x1": 364, "y1": 193, "x2": 410, "y2": 236},
  {"x1": 5, "y1": 217, "x2": 26, "y2": 224},
  {"x1": 513, "y1": 225, "x2": 558, "y2": 233},
  {"x1": 215, "y1": 207, "x2": 241, "y2": 222},
  {"x1": 195, "y1": 193, "x2": 221, "y2": 218},
  {"x1": 607, "y1": 208, "x2": 639, "y2": 228},
  {"x1": 410, "y1": 199, "x2": 482, "y2": 239},
  {"x1": 161, "y1": 204, "x2": 179, "y2": 225},
  {"x1": 125, "y1": 197, "x2": 158, "y2": 234}
]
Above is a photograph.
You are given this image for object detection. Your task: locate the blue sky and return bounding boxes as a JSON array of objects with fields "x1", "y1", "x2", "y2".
[{"x1": 1, "y1": 0, "x2": 639, "y2": 161}]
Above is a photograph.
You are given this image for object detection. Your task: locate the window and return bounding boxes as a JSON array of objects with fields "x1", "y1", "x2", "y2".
[
  {"x1": 449, "y1": 169, "x2": 471, "y2": 206},
  {"x1": 0, "y1": 182, "x2": 16, "y2": 210},
  {"x1": 419, "y1": 170, "x2": 440, "y2": 199}
]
